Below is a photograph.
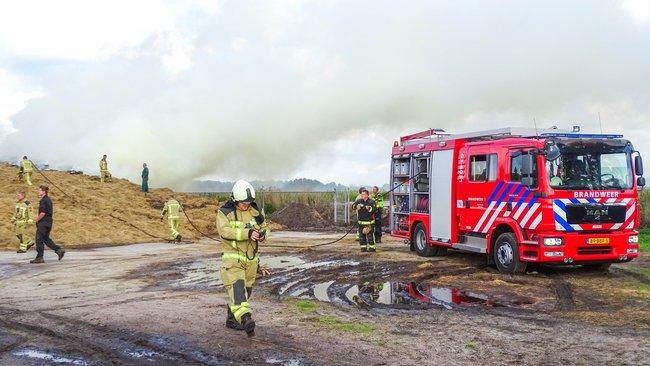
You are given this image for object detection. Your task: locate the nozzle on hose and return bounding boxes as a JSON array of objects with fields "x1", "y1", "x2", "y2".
[{"x1": 257, "y1": 229, "x2": 267, "y2": 242}]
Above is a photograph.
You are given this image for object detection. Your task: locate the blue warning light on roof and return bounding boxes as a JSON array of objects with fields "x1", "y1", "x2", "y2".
[{"x1": 540, "y1": 133, "x2": 624, "y2": 139}]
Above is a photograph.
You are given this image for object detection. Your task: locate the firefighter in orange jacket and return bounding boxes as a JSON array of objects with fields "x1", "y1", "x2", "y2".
[{"x1": 216, "y1": 180, "x2": 269, "y2": 337}]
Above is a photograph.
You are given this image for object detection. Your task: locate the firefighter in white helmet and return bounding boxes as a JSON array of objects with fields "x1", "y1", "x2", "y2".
[{"x1": 216, "y1": 180, "x2": 269, "y2": 337}]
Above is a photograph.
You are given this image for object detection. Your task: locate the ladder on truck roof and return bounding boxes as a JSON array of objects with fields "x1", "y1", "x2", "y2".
[{"x1": 400, "y1": 127, "x2": 579, "y2": 145}]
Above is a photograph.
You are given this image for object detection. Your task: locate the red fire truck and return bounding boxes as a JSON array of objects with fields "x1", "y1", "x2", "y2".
[{"x1": 389, "y1": 127, "x2": 645, "y2": 273}]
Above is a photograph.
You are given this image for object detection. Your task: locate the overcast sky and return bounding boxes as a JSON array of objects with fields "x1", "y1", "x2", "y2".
[{"x1": 1, "y1": 0, "x2": 649, "y2": 189}]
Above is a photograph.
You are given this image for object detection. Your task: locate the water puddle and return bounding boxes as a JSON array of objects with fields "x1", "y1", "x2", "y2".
[
  {"x1": 281, "y1": 281, "x2": 535, "y2": 310},
  {"x1": 158, "y1": 254, "x2": 533, "y2": 311},
  {"x1": 164, "y1": 255, "x2": 358, "y2": 291},
  {"x1": 145, "y1": 334, "x2": 233, "y2": 365},
  {"x1": 12, "y1": 347, "x2": 92, "y2": 365}
]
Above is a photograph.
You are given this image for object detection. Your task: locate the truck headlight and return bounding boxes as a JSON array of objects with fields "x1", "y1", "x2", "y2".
[
  {"x1": 543, "y1": 237, "x2": 564, "y2": 246},
  {"x1": 628, "y1": 235, "x2": 638, "y2": 244}
]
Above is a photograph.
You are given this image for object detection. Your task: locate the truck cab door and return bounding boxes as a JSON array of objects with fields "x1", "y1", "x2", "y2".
[
  {"x1": 457, "y1": 146, "x2": 502, "y2": 234},
  {"x1": 508, "y1": 149, "x2": 542, "y2": 230}
]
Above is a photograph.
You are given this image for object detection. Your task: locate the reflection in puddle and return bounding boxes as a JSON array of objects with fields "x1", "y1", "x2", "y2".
[
  {"x1": 263, "y1": 256, "x2": 306, "y2": 269},
  {"x1": 313, "y1": 281, "x2": 335, "y2": 302},
  {"x1": 163, "y1": 255, "x2": 533, "y2": 311},
  {"x1": 281, "y1": 281, "x2": 534, "y2": 310}
]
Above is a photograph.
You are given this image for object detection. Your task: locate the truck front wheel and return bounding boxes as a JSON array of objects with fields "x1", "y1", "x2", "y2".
[
  {"x1": 493, "y1": 233, "x2": 527, "y2": 274},
  {"x1": 412, "y1": 223, "x2": 438, "y2": 257}
]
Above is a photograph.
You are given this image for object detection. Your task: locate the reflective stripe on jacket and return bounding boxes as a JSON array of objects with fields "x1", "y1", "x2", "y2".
[
  {"x1": 358, "y1": 220, "x2": 375, "y2": 225},
  {"x1": 13, "y1": 202, "x2": 31, "y2": 223},
  {"x1": 162, "y1": 199, "x2": 183, "y2": 219},
  {"x1": 216, "y1": 200, "x2": 269, "y2": 259}
]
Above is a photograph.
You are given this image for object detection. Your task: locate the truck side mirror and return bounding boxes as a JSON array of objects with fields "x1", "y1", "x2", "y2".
[
  {"x1": 635, "y1": 155, "x2": 644, "y2": 176},
  {"x1": 521, "y1": 154, "x2": 533, "y2": 176},
  {"x1": 638, "y1": 176, "x2": 646, "y2": 187},
  {"x1": 545, "y1": 144, "x2": 561, "y2": 161}
]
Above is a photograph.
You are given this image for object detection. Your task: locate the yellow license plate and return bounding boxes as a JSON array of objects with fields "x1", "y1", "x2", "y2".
[{"x1": 587, "y1": 238, "x2": 610, "y2": 245}]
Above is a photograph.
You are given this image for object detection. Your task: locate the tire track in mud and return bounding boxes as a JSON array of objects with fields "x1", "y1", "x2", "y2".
[
  {"x1": 49, "y1": 292, "x2": 194, "y2": 311},
  {"x1": 0, "y1": 308, "x2": 221, "y2": 364},
  {"x1": 0, "y1": 314, "x2": 119, "y2": 364},
  {"x1": 553, "y1": 277, "x2": 576, "y2": 311},
  {"x1": 0, "y1": 332, "x2": 26, "y2": 356},
  {"x1": 0, "y1": 306, "x2": 313, "y2": 365},
  {"x1": 613, "y1": 267, "x2": 650, "y2": 284}
]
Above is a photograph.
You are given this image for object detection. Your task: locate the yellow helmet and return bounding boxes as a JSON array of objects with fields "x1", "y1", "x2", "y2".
[{"x1": 232, "y1": 180, "x2": 255, "y2": 203}]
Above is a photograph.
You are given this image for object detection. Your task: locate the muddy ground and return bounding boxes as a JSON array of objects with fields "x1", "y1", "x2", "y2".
[{"x1": 1, "y1": 232, "x2": 648, "y2": 365}]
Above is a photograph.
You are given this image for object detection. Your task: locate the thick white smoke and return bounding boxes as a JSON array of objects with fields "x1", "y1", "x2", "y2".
[{"x1": 0, "y1": 1, "x2": 649, "y2": 188}]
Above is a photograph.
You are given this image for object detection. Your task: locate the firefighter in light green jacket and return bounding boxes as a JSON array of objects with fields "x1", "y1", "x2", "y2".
[
  {"x1": 99, "y1": 155, "x2": 111, "y2": 183},
  {"x1": 20, "y1": 156, "x2": 34, "y2": 186},
  {"x1": 216, "y1": 180, "x2": 269, "y2": 337},
  {"x1": 11, "y1": 190, "x2": 35, "y2": 253},
  {"x1": 161, "y1": 197, "x2": 183, "y2": 242},
  {"x1": 370, "y1": 186, "x2": 385, "y2": 243}
]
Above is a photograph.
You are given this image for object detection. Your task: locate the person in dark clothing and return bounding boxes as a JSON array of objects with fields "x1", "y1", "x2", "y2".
[
  {"x1": 354, "y1": 187, "x2": 366, "y2": 242},
  {"x1": 30, "y1": 186, "x2": 65, "y2": 264},
  {"x1": 141, "y1": 163, "x2": 149, "y2": 193},
  {"x1": 352, "y1": 189, "x2": 377, "y2": 253}
]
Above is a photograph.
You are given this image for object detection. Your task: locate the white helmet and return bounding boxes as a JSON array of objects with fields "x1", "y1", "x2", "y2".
[{"x1": 232, "y1": 180, "x2": 255, "y2": 203}]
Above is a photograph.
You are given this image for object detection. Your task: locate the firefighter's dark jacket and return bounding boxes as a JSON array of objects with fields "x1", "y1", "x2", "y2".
[{"x1": 353, "y1": 198, "x2": 377, "y2": 222}]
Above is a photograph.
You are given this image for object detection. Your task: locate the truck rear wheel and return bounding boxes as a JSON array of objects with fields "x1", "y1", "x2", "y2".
[
  {"x1": 493, "y1": 233, "x2": 527, "y2": 274},
  {"x1": 412, "y1": 223, "x2": 439, "y2": 257}
]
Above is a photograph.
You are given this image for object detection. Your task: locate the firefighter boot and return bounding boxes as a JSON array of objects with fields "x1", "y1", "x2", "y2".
[
  {"x1": 241, "y1": 313, "x2": 256, "y2": 337},
  {"x1": 56, "y1": 249, "x2": 66, "y2": 261},
  {"x1": 16, "y1": 234, "x2": 27, "y2": 253},
  {"x1": 226, "y1": 306, "x2": 243, "y2": 331},
  {"x1": 30, "y1": 257, "x2": 44, "y2": 264}
]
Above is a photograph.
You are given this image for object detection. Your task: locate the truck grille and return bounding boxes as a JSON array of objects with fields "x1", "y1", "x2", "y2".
[
  {"x1": 577, "y1": 246, "x2": 612, "y2": 255},
  {"x1": 566, "y1": 204, "x2": 626, "y2": 224}
]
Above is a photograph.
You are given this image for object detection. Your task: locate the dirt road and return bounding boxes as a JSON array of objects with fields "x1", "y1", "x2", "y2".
[{"x1": 1, "y1": 232, "x2": 648, "y2": 365}]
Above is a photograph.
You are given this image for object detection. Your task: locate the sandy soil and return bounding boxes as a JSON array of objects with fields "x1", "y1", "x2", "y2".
[{"x1": 1, "y1": 232, "x2": 648, "y2": 365}]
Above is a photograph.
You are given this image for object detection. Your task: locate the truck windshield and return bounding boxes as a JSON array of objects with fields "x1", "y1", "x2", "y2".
[{"x1": 546, "y1": 140, "x2": 633, "y2": 190}]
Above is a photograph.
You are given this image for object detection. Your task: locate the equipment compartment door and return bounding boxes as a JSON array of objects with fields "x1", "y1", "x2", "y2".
[{"x1": 429, "y1": 149, "x2": 453, "y2": 241}]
